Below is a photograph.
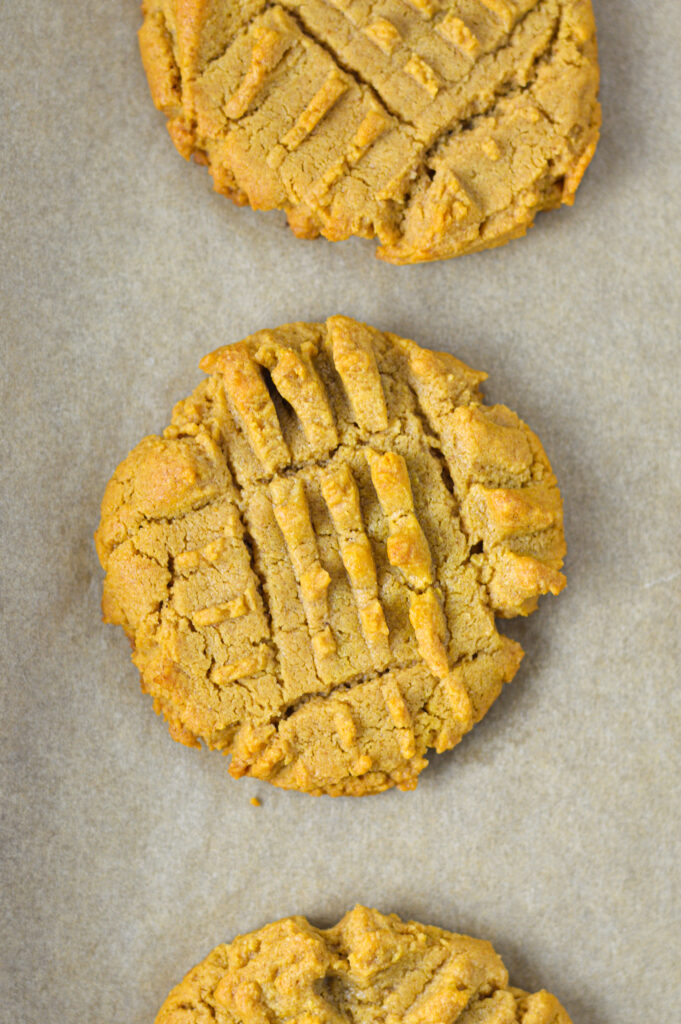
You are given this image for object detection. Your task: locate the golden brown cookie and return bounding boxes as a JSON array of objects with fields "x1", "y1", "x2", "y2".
[
  {"x1": 155, "y1": 906, "x2": 573, "y2": 1024},
  {"x1": 139, "y1": 0, "x2": 600, "y2": 263},
  {"x1": 95, "y1": 317, "x2": 565, "y2": 795}
]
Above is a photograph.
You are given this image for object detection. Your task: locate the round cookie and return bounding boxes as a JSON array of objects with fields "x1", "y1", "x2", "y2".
[
  {"x1": 155, "y1": 906, "x2": 573, "y2": 1024},
  {"x1": 139, "y1": 0, "x2": 600, "y2": 263},
  {"x1": 95, "y1": 316, "x2": 565, "y2": 795}
]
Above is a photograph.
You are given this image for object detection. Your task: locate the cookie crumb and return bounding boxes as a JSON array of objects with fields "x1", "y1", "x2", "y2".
[{"x1": 250, "y1": 796, "x2": 261, "y2": 807}]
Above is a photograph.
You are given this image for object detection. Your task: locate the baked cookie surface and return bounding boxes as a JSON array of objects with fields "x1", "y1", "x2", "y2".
[
  {"x1": 95, "y1": 317, "x2": 565, "y2": 795},
  {"x1": 140, "y1": 0, "x2": 600, "y2": 263},
  {"x1": 155, "y1": 906, "x2": 573, "y2": 1024}
]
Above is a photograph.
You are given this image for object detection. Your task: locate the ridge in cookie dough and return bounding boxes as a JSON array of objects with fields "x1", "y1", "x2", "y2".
[
  {"x1": 95, "y1": 316, "x2": 566, "y2": 795},
  {"x1": 139, "y1": 0, "x2": 600, "y2": 263},
  {"x1": 154, "y1": 906, "x2": 574, "y2": 1024}
]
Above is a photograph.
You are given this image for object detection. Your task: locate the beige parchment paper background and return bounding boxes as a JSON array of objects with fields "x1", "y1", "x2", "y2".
[{"x1": 1, "y1": 2, "x2": 680, "y2": 1022}]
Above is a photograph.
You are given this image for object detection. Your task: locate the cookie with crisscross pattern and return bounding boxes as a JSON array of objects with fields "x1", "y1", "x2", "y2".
[
  {"x1": 139, "y1": 0, "x2": 599, "y2": 262},
  {"x1": 95, "y1": 317, "x2": 565, "y2": 795},
  {"x1": 154, "y1": 906, "x2": 573, "y2": 1024}
]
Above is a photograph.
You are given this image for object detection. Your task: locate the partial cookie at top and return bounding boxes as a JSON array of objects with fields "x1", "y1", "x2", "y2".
[
  {"x1": 139, "y1": 0, "x2": 600, "y2": 263},
  {"x1": 154, "y1": 905, "x2": 574, "y2": 1024},
  {"x1": 95, "y1": 316, "x2": 566, "y2": 795}
]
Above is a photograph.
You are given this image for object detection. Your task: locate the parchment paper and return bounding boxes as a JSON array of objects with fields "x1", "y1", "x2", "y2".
[{"x1": 2, "y1": 2, "x2": 680, "y2": 1022}]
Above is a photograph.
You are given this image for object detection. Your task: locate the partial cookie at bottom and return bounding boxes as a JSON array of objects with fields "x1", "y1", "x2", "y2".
[{"x1": 155, "y1": 906, "x2": 573, "y2": 1024}]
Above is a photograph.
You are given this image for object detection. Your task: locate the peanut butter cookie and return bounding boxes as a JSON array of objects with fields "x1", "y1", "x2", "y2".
[
  {"x1": 95, "y1": 317, "x2": 565, "y2": 795},
  {"x1": 140, "y1": 0, "x2": 600, "y2": 263},
  {"x1": 155, "y1": 906, "x2": 573, "y2": 1024}
]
